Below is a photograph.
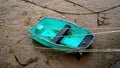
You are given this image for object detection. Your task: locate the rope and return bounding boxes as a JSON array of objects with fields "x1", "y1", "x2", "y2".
[
  {"x1": 1, "y1": 24, "x2": 120, "y2": 30},
  {"x1": 30, "y1": 30, "x2": 120, "y2": 38},
  {"x1": 1, "y1": 24, "x2": 120, "y2": 38},
  {"x1": 1, "y1": 26, "x2": 120, "y2": 30},
  {"x1": 0, "y1": 41, "x2": 120, "y2": 52}
]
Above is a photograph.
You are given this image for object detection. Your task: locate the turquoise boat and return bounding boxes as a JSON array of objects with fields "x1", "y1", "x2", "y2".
[{"x1": 29, "y1": 17, "x2": 95, "y2": 53}]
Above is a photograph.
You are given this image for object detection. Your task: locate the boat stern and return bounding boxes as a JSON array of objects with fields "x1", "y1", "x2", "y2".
[{"x1": 78, "y1": 34, "x2": 95, "y2": 49}]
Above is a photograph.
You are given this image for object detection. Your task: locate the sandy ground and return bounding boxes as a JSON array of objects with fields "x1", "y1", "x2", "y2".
[{"x1": 0, "y1": 0, "x2": 120, "y2": 68}]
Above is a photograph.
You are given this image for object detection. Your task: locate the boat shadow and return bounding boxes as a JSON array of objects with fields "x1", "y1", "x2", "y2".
[{"x1": 32, "y1": 40, "x2": 93, "y2": 62}]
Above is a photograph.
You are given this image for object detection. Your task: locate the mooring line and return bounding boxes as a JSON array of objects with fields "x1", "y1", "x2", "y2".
[
  {"x1": 1, "y1": 24, "x2": 120, "y2": 30},
  {"x1": 1, "y1": 42, "x2": 120, "y2": 52}
]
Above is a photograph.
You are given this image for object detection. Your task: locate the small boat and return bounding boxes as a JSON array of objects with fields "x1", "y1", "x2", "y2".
[{"x1": 29, "y1": 17, "x2": 95, "y2": 53}]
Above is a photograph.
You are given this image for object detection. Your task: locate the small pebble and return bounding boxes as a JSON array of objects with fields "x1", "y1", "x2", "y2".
[{"x1": 62, "y1": 16, "x2": 65, "y2": 18}]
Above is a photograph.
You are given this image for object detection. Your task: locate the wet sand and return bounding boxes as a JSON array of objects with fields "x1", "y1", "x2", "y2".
[{"x1": 0, "y1": 0, "x2": 120, "y2": 68}]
